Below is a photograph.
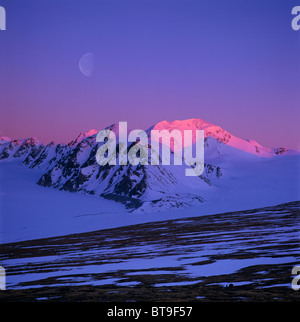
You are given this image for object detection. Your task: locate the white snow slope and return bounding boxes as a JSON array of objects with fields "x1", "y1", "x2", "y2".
[{"x1": 0, "y1": 153, "x2": 299, "y2": 243}]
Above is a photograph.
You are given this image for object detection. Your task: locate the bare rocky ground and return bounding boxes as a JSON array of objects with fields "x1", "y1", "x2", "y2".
[{"x1": 0, "y1": 201, "x2": 299, "y2": 302}]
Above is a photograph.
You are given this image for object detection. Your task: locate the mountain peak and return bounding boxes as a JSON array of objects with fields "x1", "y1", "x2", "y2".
[
  {"x1": 149, "y1": 118, "x2": 274, "y2": 157},
  {"x1": 83, "y1": 129, "x2": 98, "y2": 137},
  {"x1": 23, "y1": 137, "x2": 41, "y2": 146},
  {"x1": 68, "y1": 129, "x2": 98, "y2": 147},
  {"x1": 153, "y1": 118, "x2": 214, "y2": 130},
  {"x1": 0, "y1": 136, "x2": 11, "y2": 142}
]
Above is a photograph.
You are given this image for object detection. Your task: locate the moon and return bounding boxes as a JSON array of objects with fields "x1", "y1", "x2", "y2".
[{"x1": 79, "y1": 52, "x2": 95, "y2": 77}]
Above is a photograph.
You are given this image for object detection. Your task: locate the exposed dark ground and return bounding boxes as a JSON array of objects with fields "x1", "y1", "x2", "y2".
[{"x1": 0, "y1": 201, "x2": 299, "y2": 302}]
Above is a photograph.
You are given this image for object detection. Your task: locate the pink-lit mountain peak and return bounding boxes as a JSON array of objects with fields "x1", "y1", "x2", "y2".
[
  {"x1": 84, "y1": 129, "x2": 98, "y2": 137},
  {"x1": 154, "y1": 118, "x2": 215, "y2": 131},
  {"x1": 0, "y1": 136, "x2": 12, "y2": 142},
  {"x1": 150, "y1": 118, "x2": 273, "y2": 157},
  {"x1": 23, "y1": 137, "x2": 42, "y2": 146},
  {"x1": 152, "y1": 118, "x2": 233, "y2": 140}
]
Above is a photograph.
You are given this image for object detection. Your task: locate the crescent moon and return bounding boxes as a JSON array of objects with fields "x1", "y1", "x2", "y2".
[{"x1": 79, "y1": 52, "x2": 95, "y2": 77}]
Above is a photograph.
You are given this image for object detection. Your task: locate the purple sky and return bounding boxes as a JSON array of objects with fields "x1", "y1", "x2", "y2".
[{"x1": 0, "y1": 0, "x2": 299, "y2": 149}]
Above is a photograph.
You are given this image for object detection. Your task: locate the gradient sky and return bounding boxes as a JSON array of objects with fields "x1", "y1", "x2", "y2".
[{"x1": 0, "y1": 0, "x2": 299, "y2": 149}]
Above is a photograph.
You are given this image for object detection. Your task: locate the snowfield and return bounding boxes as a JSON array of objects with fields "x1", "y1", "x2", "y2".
[{"x1": 0, "y1": 152, "x2": 299, "y2": 243}]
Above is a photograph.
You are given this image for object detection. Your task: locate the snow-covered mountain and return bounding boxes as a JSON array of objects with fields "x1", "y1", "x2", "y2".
[
  {"x1": 68, "y1": 129, "x2": 98, "y2": 148},
  {"x1": 0, "y1": 118, "x2": 296, "y2": 212},
  {"x1": 0, "y1": 137, "x2": 43, "y2": 161},
  {"x1": 149, "y1": 118, "x2": 295, "y2": 158}
]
